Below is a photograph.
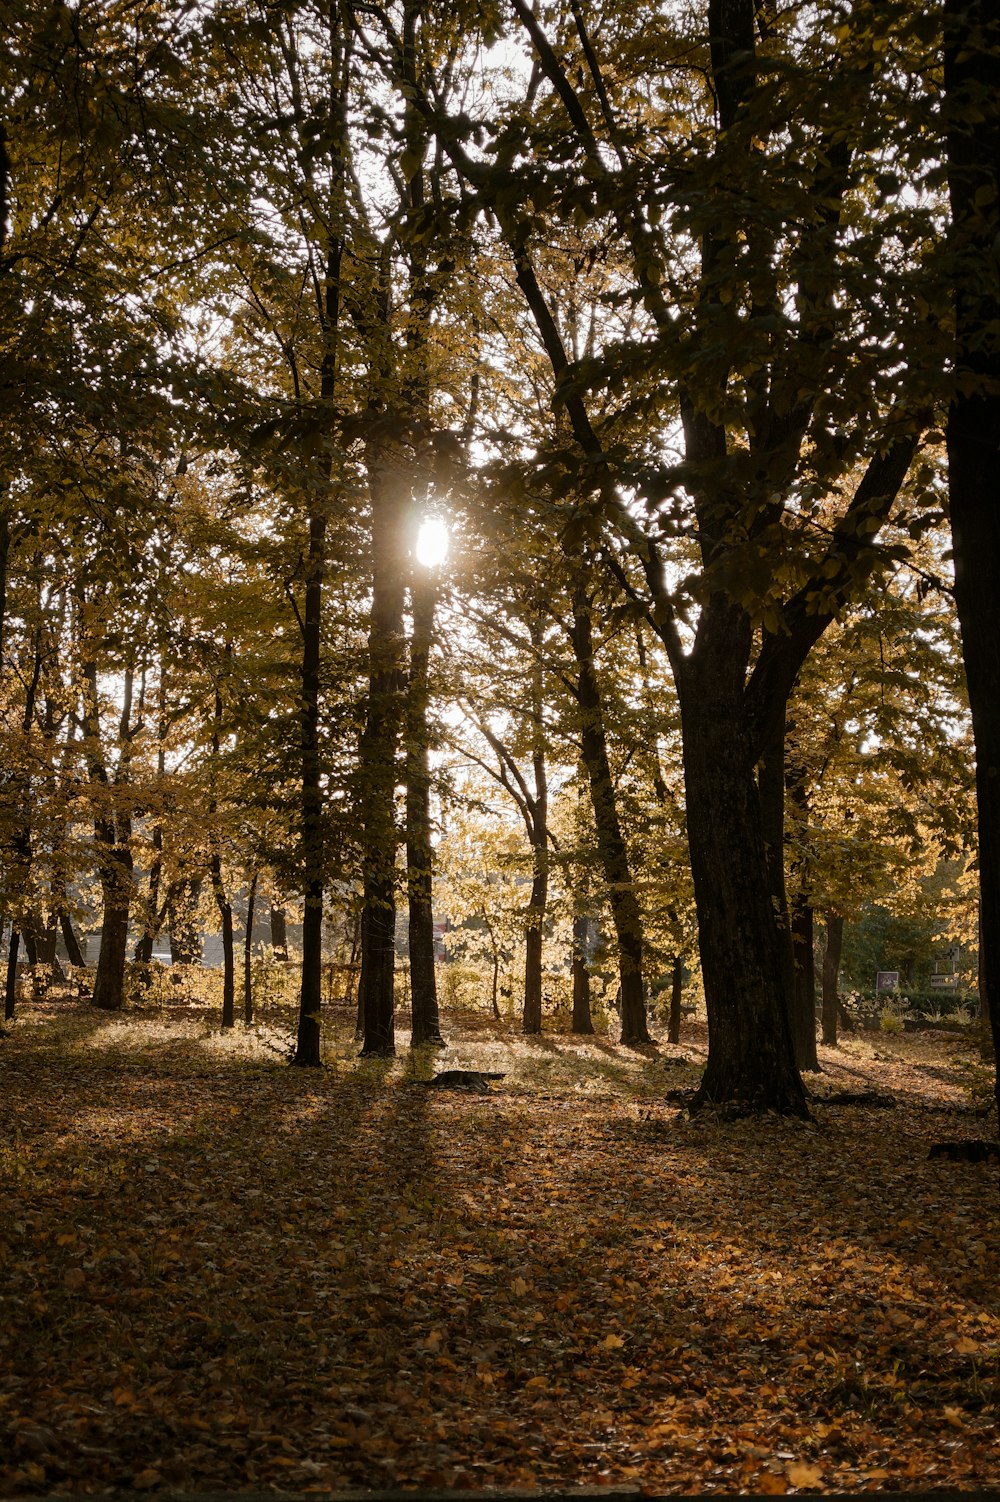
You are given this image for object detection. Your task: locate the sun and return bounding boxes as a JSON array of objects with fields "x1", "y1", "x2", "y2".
[{"x1": 416, "y1": 517, "x2": 449, "y2": 568}]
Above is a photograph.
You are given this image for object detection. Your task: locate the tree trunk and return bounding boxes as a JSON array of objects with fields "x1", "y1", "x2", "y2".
[
  {"x1": 978, "y1": 903, "x2": 993, "y2": 1061},
  {"x1": 244, "y1": 870, "x2": 258, "y2": 1026},
  {"x1": 92, "y1": 853, "x2": 132, "y2": 1011},
  {"x1": 358, "y1": 442, "x2": 409, "y2": 1058},
  {"x1": 757, "y1": 738, "x2": 807, "y2": 1069},
  {"x1": 945, "y1": 0, "x2": 1000, "y2": 1112},
  {"x1": 4, "y1": 930, "x2": 18, "y2": 1020},
  {"x1": 571, "y1": 913, "x2": 595, "y2": 1035},
  {"x1": 406, "y1": 571, "x2": 443, "y2": 1047},
  {"x1": 270, "y1": 906, "x2": 289, "y2": 961},
  {"x1": 821, "y1": 913, "x2": 845, "y2": 1046},
  {"x1": 211, "y1": 855, "x2": 235, "y2": 1029},
  {"x1": 60, "y1": 910, "x2": 85, "y2": 970},
  {"x1": 790, "y1": 893, "x2": 819, "y2": 1071},
  {"x1": 668, "y1": 953, "x2": 683, "y2": 1045},
  {"x1": 522, "y1": 879, "x2": 545, "y2": 1034},
  {"x1": 676, "y1": 614, "x2": 807, "y2": 1116},
  {"x1": 294, "y1": 495, "x2": 327, "y2": 1066},
  {"x1": 569, "y1": 583, "x2": 650, "y2": 1044}
]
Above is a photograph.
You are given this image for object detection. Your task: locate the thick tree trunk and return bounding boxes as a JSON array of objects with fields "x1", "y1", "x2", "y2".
[
  {"x1": 571, "y1": 914, "x2": 595, "y2": 1035},
  {"x1": 406, "y1": 572, "x2": 443, "y2": 1047},
  {"x1": 978, "y1": 904, "x2": 993, "y2": 1062},
  {"x1": 945, "y1": 0, "x2": 1000, "y2": 1113},
  {"x1": 677, "y1": 613, "x2": 807, "y2": 1116},
  {"x1": 359, "y1": 444, "x2": 408, "y2": 1058},
  {"x1": 668, "y1": 953, "x2": 683, "y2": 1045},
  {"x1": 757, "y1": 740, "x2": 809, "y2": 1069},
  {"x1": 821, "y1": 913, "x2": 845, "y2": 1046},
  {"x1": 569, "y1": 586, "x2": 650, "y2": 1045},
  {"x1": 93, "y1": 852, "x2": 132, "y2": 1011}
]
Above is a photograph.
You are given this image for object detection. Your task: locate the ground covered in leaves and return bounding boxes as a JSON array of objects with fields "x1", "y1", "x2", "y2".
[{"x1": 2, "y1": 996, "x2": 1000, "y2": 1495}]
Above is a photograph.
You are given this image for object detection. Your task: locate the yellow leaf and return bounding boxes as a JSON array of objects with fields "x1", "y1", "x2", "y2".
[
  {"x1": 423, "y1": 1330, "x2": 442, "y2": 1352},
  {"x1": 786, "y1": 1461, "x2": 823, "y2": 1488},
  {"x1": 601, "y1": 1333, "x2": 625, "y2": 1350},
  {"x1": 954, "y1": 1337, "x2": 979, "y2": 1354},
  {"x1": 525, "y1": 1375, "x2": 548, "y2": 1390},
  {"x1": 758, "y1": 1472, "x2": 788, "y2": 1494},
  {"x1": 511, "y1": 1275, "x2": 528, "y2": 1297}
]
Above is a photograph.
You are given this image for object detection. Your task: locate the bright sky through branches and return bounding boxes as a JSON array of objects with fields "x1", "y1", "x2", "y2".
[{"x1": 416, "y1": 517, "x2": 449, "y2": 568}]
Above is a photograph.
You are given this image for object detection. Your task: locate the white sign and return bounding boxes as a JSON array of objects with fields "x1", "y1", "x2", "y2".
[
  {"x1": 876, "y1": 971, "x2": 900, "y2": 992},
  {"x1": 930, "y1": 974, "x2": 960, "y2": 988}
]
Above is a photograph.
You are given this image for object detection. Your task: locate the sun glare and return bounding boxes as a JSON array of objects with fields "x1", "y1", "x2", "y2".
[{"x1": 416, "y1": 517, "x2": 449, "y2": 568}]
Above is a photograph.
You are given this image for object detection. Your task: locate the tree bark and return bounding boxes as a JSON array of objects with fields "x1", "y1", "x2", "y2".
[
  {"x1": 244, "y1": 870, "x2": 258, "y2": 1026},
  {"x1": 821, "y1": 913, "x2": 845, "y2": 1046},
  {"x1": 294, "y1": 497, "x2": 327, "y2": 1066},
  {"x1": 676, "y1": 613, "x2": 808, "y2": 1115},
  {"x1": 359, "y1": 442, "x2": 409, "y2": 1058},
  {"x1": 790, "y1": 893, "x2": 819, "y2": 1071},
  {"x1": 571, "y1": 913, "x2": 595, "y2": 1034},
  {"x1": 569, "y1": 582, "x2": 650, "y2": 1044},
  {"x1": 406, "y1": 570, "x2": 443, "y2": 1047},
  {"x1": 85, "y1": 662, "x2": 135, "y2": 1013},
  {"x1": 945, "y1": 0, "x2": 1000, "y2": 1111},
  {"x1": 668, "y1": 954, "x2": 684, "y2": 1045},
  {"x1": 4, "y1": 931, "x2": 18, "y2": 1021},
  {"x1": 522, "y1": 742, "x2": 548, "y2": 1036},
  {"x1": 60, "y1": 911, "x2": 85, "y2": 970},
  {"x1": 270, "y1": 906, "x2": 289, "y2": 961}
]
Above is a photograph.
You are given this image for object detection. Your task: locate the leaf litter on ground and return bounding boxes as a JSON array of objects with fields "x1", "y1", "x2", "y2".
[{"x1": 1, "y1": 996, "x2": 999, "y2": 1495}]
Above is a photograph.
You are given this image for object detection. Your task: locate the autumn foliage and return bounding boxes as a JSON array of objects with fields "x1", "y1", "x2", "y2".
[{"x1": 1, "y1": 997, "x2": 999, "y2": 1494}]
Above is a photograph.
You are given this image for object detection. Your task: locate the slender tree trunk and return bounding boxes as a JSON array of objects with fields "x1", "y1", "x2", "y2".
[
  {"x1": 676, "y1": 610, "x2": 807, "y2": 1116},
  {"x1": 571, "y1": 913, "x2": 595, "y2": 1035},
  {"x1": 212, "y1": 854, "x2": 235, "y2": 1029},
  {"x1": 244, "y1": 870, "x2": 258, "y2": 1026},
  {"x1": 821, "y1": 913, "x2": 845, "y2": 1046},
  {"x1": 210, "y1": 681, "x2": 236, "y2": 1031},
  {"x1": 406, "y1": 571, "x2": 443, "y2": 1047},
  {"x1": 93, "y1": 857, "x2": 132, "y2": 1011},
  {"x1": 790, "y1": 894, "x2": 819, "y2": 1071},
  {"x1": 4, "y1": 931, "x2": 19, "y2": 1021},
  {"x1": 135, "y1": 672, "x2": 167, "y2": 966},
  {"x1": 60, "y1": 910, "x2": 85, "y2": 969},
  {"x1": 945, "y1": 0, "x2": 1000, "y2": 1112},
  {"x1": 270, "y1": 906, "x2": 289, "y2": 961},
  {"x1": 294, "y1": 497, "x2": 327, "y2": 1066},
  {"x1": 569, "y1": 585, "x2": 650, "y2": 1044},
  {"x1": 359, "y1": 444, "x2": 409, "y2": 1058},
  {"x1": 668, "y1": 954, "x2": 684, "y2": 1045},
  {"x1": 522, "y1": 739, "x2": 548, "y2": 1036},
  {"x1": 522, "y1": 881, "x2": 545, "y2": 1034}
]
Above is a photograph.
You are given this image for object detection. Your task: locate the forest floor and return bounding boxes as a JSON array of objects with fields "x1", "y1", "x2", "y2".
[{"x1": 1, "y1": 994, "x2": 999, "y2": 1496}]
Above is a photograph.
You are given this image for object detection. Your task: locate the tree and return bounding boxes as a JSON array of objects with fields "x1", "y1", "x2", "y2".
[
  {"x1": 415, "y1": 0, "x2": 940, "y2": 1111},
  {"x1": 944, "y1": 0, "x2": 1000, "y2": 1109}
]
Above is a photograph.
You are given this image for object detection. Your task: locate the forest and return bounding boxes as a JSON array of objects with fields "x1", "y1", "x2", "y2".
[{"x1": 2, "y1": 0, "x2": 1000, "y2": 1492}]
